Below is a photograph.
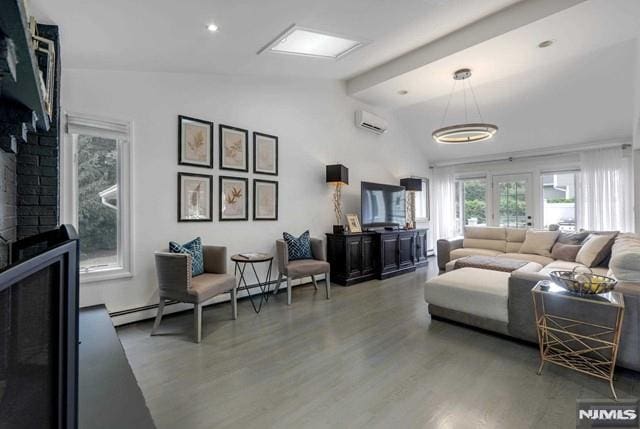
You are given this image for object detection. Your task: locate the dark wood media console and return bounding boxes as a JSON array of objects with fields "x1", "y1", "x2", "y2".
[{"x1": 326, "y1": 228, "x2": 428, "y2": 286}]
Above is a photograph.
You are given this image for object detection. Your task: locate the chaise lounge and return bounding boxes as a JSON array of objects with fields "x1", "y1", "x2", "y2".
[{"x1": 425, "y1": 226, "x2": 640, "y2": 371}]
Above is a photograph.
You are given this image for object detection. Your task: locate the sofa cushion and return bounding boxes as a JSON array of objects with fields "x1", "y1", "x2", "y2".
[
  {"x1": 463, "y1": 226, "x2": 507, "y2": 252},
  {"x1": 463, "y1": 238, "x2": 506, "y2": 253},
  {"x1": 538, "y1": 260, "x2": 609, "y2": 277},
  {"x1": 450, "y1": 248, "x2": 502, "y2": 261},
  {"x1": 518, "y1": 230, "x2": 559, "y2": 257},
  {"x1": 557, "y1": 231, "x2": 589, "y2": 244},
  {"x1": 576, "y1": 233, "x2": 617, "y2": 267},
  {"x1": 550, "y1": 243, "x2": 582, "y2": 262},
  {"x1": 464, "y1": 226, "x2": 506, "y2": 240},
  {"x1": 506, "y1": 228, "x2": 526, "y2": 253},
  {"x1": 497, "y1": 253, "x2": 554, "y2": 266},
  {"x1": 609, "y1": 233, "x2": 640, "y2": 282},
  {"x1": 424, "y1": 268, "x2": 510, "y2": 323}
]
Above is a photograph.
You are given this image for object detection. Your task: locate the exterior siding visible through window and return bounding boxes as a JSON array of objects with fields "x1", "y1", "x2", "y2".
[{"x1": 62, "y1": 114, "x2": 132, "y2": 283}]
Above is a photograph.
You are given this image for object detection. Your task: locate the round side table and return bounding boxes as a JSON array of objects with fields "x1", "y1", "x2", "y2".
[{"x1": 231, "y1": 253, "x2": 273, "y2": 314}]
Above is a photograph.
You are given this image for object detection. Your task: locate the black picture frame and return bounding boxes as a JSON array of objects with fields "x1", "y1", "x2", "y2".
[
  {"x1": 177, "y1": 172, "x2": 213, "y2": 222},
  {"x1": 219, "y1": 124, "x2": 249, "y2": 172},
  {"x1": 219, "y1": 176, "x2": 249, "y2": 221},
  {"x1": 178, "y1": 115, "x2": 214, "y2": 168},
  {"x1": 253, "y1": 179, "x2": 278, "y2": 221},
  {"x1": 253, "y1": 132, "x2": 278, "y2": 176}
]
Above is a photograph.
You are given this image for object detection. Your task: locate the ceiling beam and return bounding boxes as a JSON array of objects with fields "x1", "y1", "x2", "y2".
[{"x1": 346, "y1": 0, "x2": 587, "y2": 96}]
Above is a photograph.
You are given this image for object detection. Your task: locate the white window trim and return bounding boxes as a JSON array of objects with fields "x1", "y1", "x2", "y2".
[{"x1": 61, "y1": 112, "x2": 133, "y2": 284}]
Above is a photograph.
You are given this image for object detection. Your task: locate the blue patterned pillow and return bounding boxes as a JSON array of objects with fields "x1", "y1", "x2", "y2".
[
  {"x1": 283, "y1": 231, "x2": 313, "y2": 261},
  {"x1": 169, "y1": 237, "x2": 204, "y2": 276}
]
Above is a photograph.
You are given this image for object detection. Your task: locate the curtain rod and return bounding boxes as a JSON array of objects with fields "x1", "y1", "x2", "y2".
[{"x1": 430, "y1": 141, "x2": 631, "y2": 169}]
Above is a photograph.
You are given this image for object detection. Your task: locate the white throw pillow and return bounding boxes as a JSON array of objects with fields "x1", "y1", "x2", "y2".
[
  {"x1": 575, "y1": 234, "x2": 617, "y2": 268},
  {"x1": 518, "y1": 230, "x2": 560, "y2": 257}
]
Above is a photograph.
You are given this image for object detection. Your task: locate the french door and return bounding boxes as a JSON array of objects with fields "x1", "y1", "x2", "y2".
[{"x1": 492, "y1": 174, "x2": 533, "y2": 228}]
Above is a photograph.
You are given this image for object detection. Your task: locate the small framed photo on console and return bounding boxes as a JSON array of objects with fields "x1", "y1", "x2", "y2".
[{"x1": 346, "y1": 214, "x2": 362, "y2": 233}]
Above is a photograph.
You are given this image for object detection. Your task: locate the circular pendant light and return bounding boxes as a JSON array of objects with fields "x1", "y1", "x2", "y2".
[{"x1": 432, "y1": 68, "x2": 498, "y2": 144}]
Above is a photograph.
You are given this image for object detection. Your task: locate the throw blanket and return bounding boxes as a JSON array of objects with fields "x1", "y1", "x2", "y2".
[{"x1": 454, "y1": 255, "x2": 528, "y2": 273}]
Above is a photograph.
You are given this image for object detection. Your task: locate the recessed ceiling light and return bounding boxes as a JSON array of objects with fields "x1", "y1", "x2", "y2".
[
  {"x1": 397, "y1": 90, "x2": 409, "y2": 95},
  {"x1": 258, "y1": 24, "x2": 364, "y2": 59},
  {"x1": 207, "y1": 23, "x2": 219, "y2": 32},
  {"x1": 538, "y1": 39, "x2": 554, "y2": 48}
]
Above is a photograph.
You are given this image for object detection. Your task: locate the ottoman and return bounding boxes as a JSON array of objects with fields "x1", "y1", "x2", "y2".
[{"x1": 424, "y1": 267, "x2": 511, "y2": 334}]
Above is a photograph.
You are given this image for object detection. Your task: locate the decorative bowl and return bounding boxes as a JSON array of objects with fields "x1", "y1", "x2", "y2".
[{"x1": 549, "y1": 267, "x2": 617, "y2": 295}]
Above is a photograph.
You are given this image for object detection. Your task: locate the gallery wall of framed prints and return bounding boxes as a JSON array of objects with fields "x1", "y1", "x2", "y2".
[{"x1": 176, "y1": 114, "x2": 279, "y2": 223}]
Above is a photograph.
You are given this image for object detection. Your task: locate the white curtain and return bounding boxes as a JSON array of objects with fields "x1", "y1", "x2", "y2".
[
  {"x1": 431, "y1": 166, "x2": 457, "y2": 239},
  {"x1": 579, "y1": 147, "x2": 634, "y2": 232}
]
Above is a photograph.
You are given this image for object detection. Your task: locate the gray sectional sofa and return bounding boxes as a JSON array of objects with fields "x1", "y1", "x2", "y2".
[{"x1": 425, "y1": 226, "x2": 640, "y2": 372}]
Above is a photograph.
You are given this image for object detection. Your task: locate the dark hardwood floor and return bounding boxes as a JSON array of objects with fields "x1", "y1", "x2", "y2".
[{"x1": 117, "y1": 257, "x2": 639, "y2": 429}]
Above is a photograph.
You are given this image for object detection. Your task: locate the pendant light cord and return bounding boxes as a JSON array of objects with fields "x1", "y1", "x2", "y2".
[
  {"x1": 468, "y1": 79, "x2": 485, "y2": 123},
  {"x1": 439, "y1": 79, "x2": 457, "y2": 128}
]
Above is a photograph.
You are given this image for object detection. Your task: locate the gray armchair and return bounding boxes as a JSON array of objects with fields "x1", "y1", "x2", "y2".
[
  {"x1": 152, "y1": 245, "x2": 236, "y2": 343},
  {"x1": 274, "y1": 238, "x2": 330, "y2": 305}
]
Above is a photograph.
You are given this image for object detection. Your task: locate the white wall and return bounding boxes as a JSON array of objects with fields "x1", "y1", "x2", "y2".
[
  {"x1": 61, "y1": 69, "x2": 430, "y2": 318},
  {"x1": 634, "y1": 38, "x2": 640, "y2": 232}
]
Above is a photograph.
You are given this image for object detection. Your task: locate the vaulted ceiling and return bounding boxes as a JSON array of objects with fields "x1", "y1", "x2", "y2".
[
  {"x1": 29, "y1": 0, "x2": 519, "y2": 79},
  {"x1": 31, "y1": 0, "x2": 640, "y2": 161}
]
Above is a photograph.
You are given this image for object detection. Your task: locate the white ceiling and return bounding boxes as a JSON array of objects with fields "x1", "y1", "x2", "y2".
[
  {"x1": 396, "y1": 39, "x2": 636, "y2": 163},
  {"x1": 28, "y1": 0, "x2": 520, "y2": 79},
  {"x1": 350, "y1": 0, "x2": 640, "y2": 108},
  {"x1": 30, "y1": 0, "x2": 640, "y2": 162}
]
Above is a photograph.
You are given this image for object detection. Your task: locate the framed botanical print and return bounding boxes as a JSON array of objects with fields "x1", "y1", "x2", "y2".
[
  {"x1": 253, "y1": 132, "x2": 278, "y2": 175},
  {"x1": 178, "y1": 172, "x2": 213, "y2": 222},
  {"x1": 178, "y1": 115, "x2": 213, "y2": 168},
  {"x1": 219, "y1": 176, "x2": 249, "y2": 221},
  {"x1": 253, "y1": 179, "x2": 278, "y2": 220},
  {"x1": 219, "y1": 124, "x2": 249, "y2": 171}
]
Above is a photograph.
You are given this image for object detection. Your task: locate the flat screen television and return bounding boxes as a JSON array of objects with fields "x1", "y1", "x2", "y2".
[{"x1": 361, "y1": 181, "x2": 406, "y2": 228}]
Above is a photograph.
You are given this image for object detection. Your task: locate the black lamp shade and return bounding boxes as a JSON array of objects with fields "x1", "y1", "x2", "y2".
[
  {"x1": 326, "y1": 164, "x2": 349, "y2": 185},
  {"x1": 400, "y1": 177, "x2": 422, "y2": 192}
]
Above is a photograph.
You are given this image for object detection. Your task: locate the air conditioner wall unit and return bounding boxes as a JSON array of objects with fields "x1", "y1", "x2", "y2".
[{"x1": 355, "y1": 110, "x2": 388, "y2": 135}]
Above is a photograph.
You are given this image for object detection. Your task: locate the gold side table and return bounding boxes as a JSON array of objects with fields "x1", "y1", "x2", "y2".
[{"x1": 531, "y1": 281, "x2": 625, "y2": 399}]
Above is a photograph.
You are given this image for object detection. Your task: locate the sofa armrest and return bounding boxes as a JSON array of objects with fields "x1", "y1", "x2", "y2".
[
  {"x1": 437, "y1": 237, "x2": 463, "y2": 271},
  {"x1": 203, "y1": 245, "x2": 227, "y2": 274},
  {"x1": 614, "y1": 281, "x2": 640, "y2": 371},
  {"x1": 507, "y1": 271, "x2": 549, "y2": 343}
]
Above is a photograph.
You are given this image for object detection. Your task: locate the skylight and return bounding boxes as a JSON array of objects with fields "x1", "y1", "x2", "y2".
[{"x1": 259, "y1": 25, "x2": 363, "y2": 59}]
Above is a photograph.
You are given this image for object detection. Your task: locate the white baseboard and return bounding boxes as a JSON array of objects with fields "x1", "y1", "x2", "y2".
[{"x1": 110, "y1": 274, "x2": 325, "y2": 326}]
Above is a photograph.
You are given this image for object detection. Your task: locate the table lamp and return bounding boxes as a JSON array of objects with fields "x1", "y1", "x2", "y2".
[
  {"x1": 326, "y1": 164, "x2": 349, "y2": 234},
  {"x1": 400, "y1": 177, "x2": 422, "y2": 229}
]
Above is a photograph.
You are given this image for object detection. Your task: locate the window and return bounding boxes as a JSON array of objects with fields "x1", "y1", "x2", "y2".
[
  {"x1": 542, "y1": 171, "x2": 577, "y2": 232},
  {"x1": 415, "y1": 178, "x2": 429, "y2": 222},
  {"x1": 455, "y1": 177, "x2": 487, "y2": 233},
  {"x1": 63, "y1": 114, "x2": 131, "y2": 281}
]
